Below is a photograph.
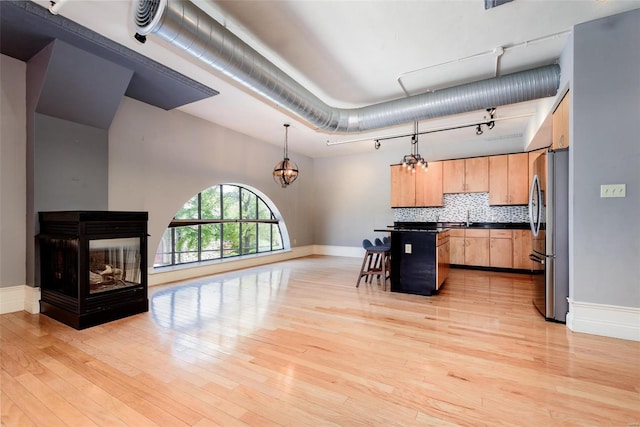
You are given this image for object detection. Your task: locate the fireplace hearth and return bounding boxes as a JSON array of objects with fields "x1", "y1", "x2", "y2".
[{"x1": 37, "y1": 211, "x2": 148, "y2": 329}]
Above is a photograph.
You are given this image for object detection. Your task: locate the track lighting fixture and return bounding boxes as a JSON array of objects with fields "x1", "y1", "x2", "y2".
[
  {"x1": 486, "y1": 107, "x2": 496, "y2": 129},
  {"x1": 328, "y1": 107, "x2": 504, "y2": 146},
  {"x1": 475, "y1": 107, "x2": 497, "y2": 136}
]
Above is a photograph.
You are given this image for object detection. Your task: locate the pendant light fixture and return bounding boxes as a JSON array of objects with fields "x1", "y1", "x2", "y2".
[
  {"x1": 401, "y1": 122, "x2": 428, "y2": 173},
  {"x1": 273, "y1": 124, "x2": 299, "y2": 187}
]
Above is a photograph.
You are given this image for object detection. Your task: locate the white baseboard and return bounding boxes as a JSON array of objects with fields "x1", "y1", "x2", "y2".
[
  {"x1": 24, "y1": 286, "x2": 41, "y2": 314},
  {"x1": 149, "y1": 245, "x2": 316, "y2": 286},
  {"x1": 567, "y1": 299, "x2": 640, "y2": 342},
  {"x1": 312, "y1": 245, "x2": 364, "y2": 258},
  {"x1": 0, "y1": 285, "x2": 40, "y2": 314}
]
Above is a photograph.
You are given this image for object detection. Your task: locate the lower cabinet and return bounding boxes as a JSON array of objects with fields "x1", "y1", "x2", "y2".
[
  {"x1": 513, "y1": 229, "x2": 535, "y2": 270},
  {"x1": 449, "y1": 229, "x2": 490, "y2": 267},
  {"x1": 449, "y1": 227, "x2": 536, "y2": 271},
  {"x1": 465, "y1": 229, "x2": 490, "y2": 267},
  {"x1": 490, "y1": 229, "x2": 513, "y2": 268},
  {"x1": 436, "y1": 231, "x2": 450, "y2": 289},
  {"x1": 449, "y1": 229, "x2": 465, "y2": 265}
]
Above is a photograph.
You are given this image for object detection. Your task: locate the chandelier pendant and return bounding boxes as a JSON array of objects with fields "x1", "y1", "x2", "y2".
[
  {"x1": 401, "y1": 122, "x2": 428, "y2": 173},
  {"x1": 273, "y1": 124, "x2": 299, "y2": 187}
]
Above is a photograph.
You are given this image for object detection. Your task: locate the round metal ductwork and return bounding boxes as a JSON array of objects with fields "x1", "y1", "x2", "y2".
[{"x1": 133, "y1": 0, "x2": 561, "y2": 133}]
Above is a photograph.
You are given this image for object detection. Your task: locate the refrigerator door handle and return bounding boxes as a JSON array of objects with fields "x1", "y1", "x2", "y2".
[{"x1": 529, "y1": 253, "x2": 545, "y2": 265}]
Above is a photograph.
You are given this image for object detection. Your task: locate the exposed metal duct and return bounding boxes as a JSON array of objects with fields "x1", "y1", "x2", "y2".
[{"x1": 133, "y1": 0, "x2": 561, "y2": 134}]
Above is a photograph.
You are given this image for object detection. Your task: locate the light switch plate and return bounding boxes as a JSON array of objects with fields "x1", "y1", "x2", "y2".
[
  {"x1": 404, "y1": 243, "x2": 412, "y2": 254},
  {"x1": 600, "y1": 184, "x2": 626, "y2": 198}
]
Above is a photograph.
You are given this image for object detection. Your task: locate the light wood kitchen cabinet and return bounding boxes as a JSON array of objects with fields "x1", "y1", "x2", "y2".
[
  {"x1": 415, "y1": 161, "x2": 443, "y2": 207},
  {"x1": 449, "y1": 229, "x2": 465, "y2": 265},
  {"x1": 528, "y1": 149, "x2": 545, "y2": 188},
  {"x1": 465, "y1": 157, "x2": 489, "y2": 192},
  {"x1": 490, "y1": 229, "x2": 513, "y2": 268},
  {"x1": 391, "y1": 162, "x2": 443, "y2": 207},
  {"x1": 489, "y1": 153, "x2": 529, "y2": 205},
  {"x1": 449, "y1": 228, "x2": 489, "y2": 267},
  {"x1": 390, "y1": 165, "x2": 415, "y2": 207},
  {"x1": 443, "y1": 157, "x2": 488, "y2": 193},
  {"x1": 465, "y1": 229, "x2": 490, "y2": 267},
  {"x1": 449, "y1": 228, "x2": 490, "y2": 267},
  {"x1": 552, "y1": 91, "x2": 570, "y2": 149},
  {"x1": 442, "y1": 159, "x2": 465, "y2": 193},
  {"x1": 436, "y1": 231, "x2": 450, "y2": 289},
  {"x1": 512, "y1": 229, "x2": 534, "y2": 270},
  {"x1": 449, "y1": 227, "x2": 538, "y2": 271}
]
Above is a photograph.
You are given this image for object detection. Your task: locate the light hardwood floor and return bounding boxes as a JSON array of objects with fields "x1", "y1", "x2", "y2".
[{"x1": 2, "y1": 255, "x2": 639, "y2": 426}]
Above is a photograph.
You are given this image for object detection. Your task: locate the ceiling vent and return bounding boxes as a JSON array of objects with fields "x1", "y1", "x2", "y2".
[{"x1": 484, "y1": 0, "x2": 515, "y2": 10}]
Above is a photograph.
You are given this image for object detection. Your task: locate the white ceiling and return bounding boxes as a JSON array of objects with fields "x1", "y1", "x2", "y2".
[{"x1": 34, "y1": 0, "x2": 640, "y2": 159}]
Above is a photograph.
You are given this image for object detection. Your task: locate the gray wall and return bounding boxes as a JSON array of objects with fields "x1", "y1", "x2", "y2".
[
  {"x1": 34, "y1": 114, "x2": 108, "y2": 211},
  {"x1": 312, "y1": 148, "x2": 398, "y2": 247},
  {"x1": 0, "y1": 55, "x2": 27, "y2": 289},
  {"x1": 571, "y1": 10, "x2": 640, "y2": 307},
  {"x1": 107, "y1": 97, "x2": 316, "y2": 264}
]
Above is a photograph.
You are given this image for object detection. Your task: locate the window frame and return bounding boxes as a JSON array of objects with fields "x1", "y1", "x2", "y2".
[{"x1": 154, "y1": 185, "x2": 285, "y2": 268}]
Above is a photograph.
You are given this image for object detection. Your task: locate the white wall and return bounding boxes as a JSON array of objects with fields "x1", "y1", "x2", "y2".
[
  {"x1": 108, "y1": 97, "x2": 316, "y2": 266},
  {"x1": 1, "y1": 55, "x2": 27, "y2": 289}
]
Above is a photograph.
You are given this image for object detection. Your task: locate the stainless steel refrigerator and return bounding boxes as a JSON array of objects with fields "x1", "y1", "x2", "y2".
[{"x1": 528, "y1": 149, "x2": 569, "y2": 322}]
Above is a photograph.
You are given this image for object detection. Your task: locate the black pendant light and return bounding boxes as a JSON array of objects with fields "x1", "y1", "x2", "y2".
[
  {"x1": 273, "y1": 124, "x2": 299, "y2": 187},
  {"x1": 401, "y1": 122, "x2": 428, "y2": 173}
]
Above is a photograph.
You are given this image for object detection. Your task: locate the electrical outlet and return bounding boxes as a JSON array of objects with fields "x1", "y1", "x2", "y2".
[
  {"x1": 404, "y1": 243, "x2": 412, "y2": 254},
  {"x1": 600, "y1": 184, "x2": 626, "y2": 198}
]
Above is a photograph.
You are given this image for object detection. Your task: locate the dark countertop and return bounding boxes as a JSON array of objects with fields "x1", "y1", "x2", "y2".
[
  {"x1": 378, "y1": 221, "x2": 531, "y2": 231},
  {"x1": 375, "y1": 227, "x2": 448, "y2": 233}
]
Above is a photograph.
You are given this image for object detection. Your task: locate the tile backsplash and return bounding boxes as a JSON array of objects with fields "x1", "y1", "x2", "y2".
[{"x1": 394, "y1": 192, "x2": 529, "y2": 223}]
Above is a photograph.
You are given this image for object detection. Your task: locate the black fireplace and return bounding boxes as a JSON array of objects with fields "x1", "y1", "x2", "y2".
[{"x1": 37, "y1": 211, "x2": 148, "y2": 329}]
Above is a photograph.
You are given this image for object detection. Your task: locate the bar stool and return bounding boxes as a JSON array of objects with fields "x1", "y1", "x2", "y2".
[{"x1": 356, "y1": 239, "x2": 390, "y2": 290}]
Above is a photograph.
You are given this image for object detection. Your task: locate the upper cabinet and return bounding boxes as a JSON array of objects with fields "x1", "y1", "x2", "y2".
[
  {"x1": 552, "y1": 91, "x2": 570, "y2": 150},
  {"x1": 442, "y1": 157, "x2": 488, "y2": 194},
  {"x1": 416, "y1": 161, "x2": 443, "y2": 207},
  {"x1": 489, "y1": 153, "x2": 529, "y2": 205},
  {"x1": 390, "y1": 165, "x2": 415, "y2": 207},
  {"x1": 390, "y1": 162, "x2": 443, "y2": 207}
]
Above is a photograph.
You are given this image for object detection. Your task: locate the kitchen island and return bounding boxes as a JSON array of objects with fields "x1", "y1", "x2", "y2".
[{"x1": 376, "y1": 226, "x2": 450, "y2": 296}]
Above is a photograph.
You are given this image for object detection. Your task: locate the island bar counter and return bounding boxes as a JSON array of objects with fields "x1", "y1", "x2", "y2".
[{"x1": 375, "y1": 227, "x2": 450, "y2": 296}]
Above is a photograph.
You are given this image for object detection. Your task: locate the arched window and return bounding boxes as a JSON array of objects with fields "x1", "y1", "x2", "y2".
[{"x1": 154, "y1": 184, "x2": 284, "y2": 267}]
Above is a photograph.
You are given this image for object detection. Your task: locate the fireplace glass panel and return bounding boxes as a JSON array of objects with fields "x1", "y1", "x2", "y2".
[{"x1": 89, "y1": 237, "x2": 141, "y2": 294}]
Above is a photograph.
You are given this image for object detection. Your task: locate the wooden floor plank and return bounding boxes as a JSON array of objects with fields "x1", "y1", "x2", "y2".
[
  {"x1": 1, "y1": 255, "x2": 639, "y2": 426},
  {"x1": 0, "y1": 390, "x2": 37, "y2": 427}
]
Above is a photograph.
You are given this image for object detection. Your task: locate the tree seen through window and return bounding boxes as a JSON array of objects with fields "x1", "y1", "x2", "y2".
[{"x1": 154, "y1": 185, "x2": 284, "y2": 267}]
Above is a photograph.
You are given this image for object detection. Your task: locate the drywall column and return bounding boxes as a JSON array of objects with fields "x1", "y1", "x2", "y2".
[
  {"x1": 0, "y1": 55, "x2": 27, "y2": 294},
  {"x1": 569, "y1": 9, "x2": 640, "y2": 340},
  {"x1": 25, "y1": 40, "x2": 133, "y2": 286}
]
